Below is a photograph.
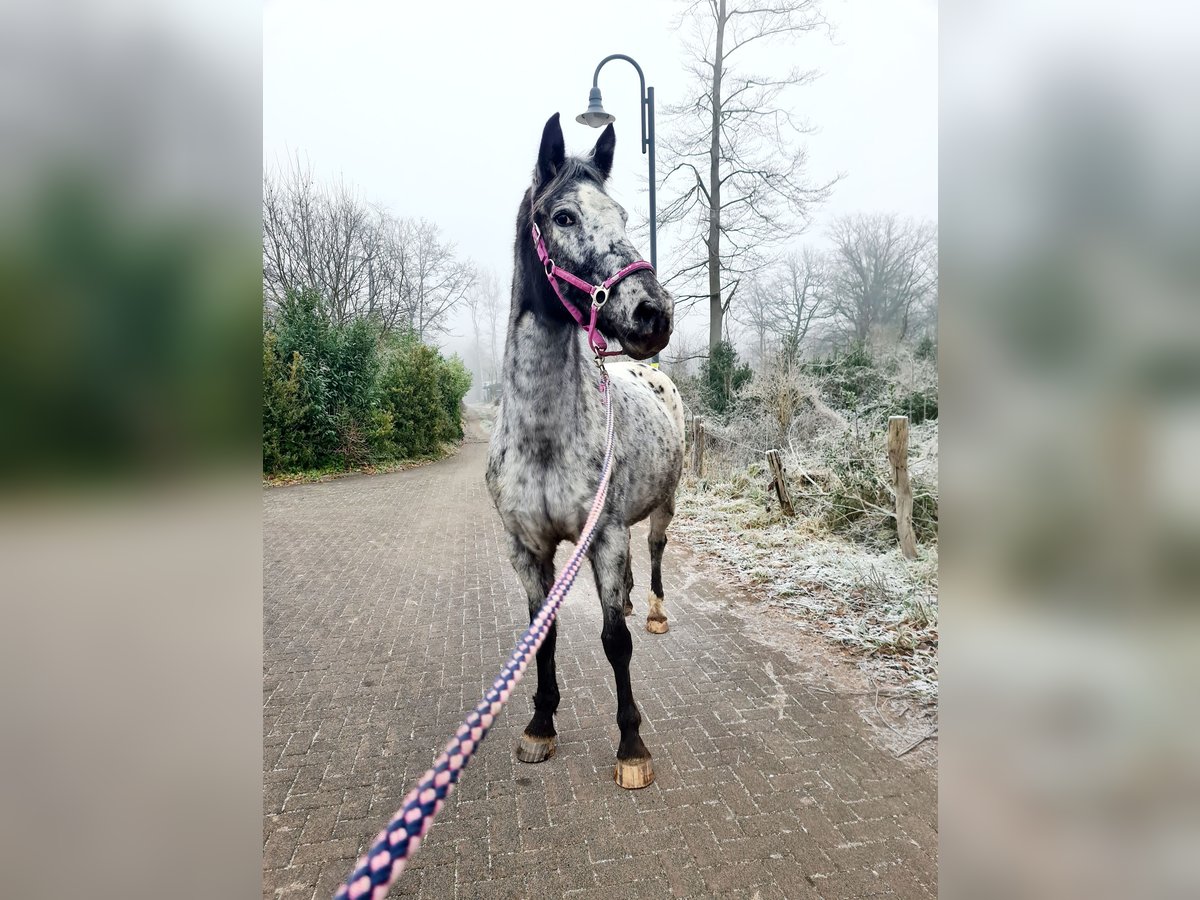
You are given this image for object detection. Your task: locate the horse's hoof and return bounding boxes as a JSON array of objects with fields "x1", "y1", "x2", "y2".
[
  {"x1": 515, "y1": 733, "x2": 556, "y2": 763},
  {"x1": 645, "y1": 592, "x2": 667, "y2": 633},
  {"x1": 614, "y1": 756, "x2": 655, "y2": 789}
]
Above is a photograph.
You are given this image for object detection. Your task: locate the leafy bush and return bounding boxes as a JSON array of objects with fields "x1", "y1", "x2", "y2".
[
  {"x1": 378, "y1": 336, "x2": 458, "y2": 457},
  {"x1": 267, "y1": 288, "x2": 339, "y2": 464},
  {"x1": 436, "y1": 354, "x2": 472, "y2": 441},
  {"x1": 262, "y1": 288, "x2": 471, "y2": 475},
  {"x1": 262, "y1": 331, "x2": 313, "y2": 473}
]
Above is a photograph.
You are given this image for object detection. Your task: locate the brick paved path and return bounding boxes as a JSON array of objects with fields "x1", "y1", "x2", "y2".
[{"x1": 264, "y1": 434, "x2": 937, "y2": 900}]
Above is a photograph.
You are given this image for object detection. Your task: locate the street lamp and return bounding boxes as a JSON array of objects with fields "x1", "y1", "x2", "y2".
[{"x1": 576, "y1": 54, "x2": 659, "y2": 365}]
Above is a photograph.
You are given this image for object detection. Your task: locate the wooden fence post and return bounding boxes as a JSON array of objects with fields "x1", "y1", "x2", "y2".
[
  {"x1": 691, "y1": 416, "x2": 705, "y2": 477},
  {"x1": 887, "y1": 416, "x2": 918, "y2": 559},
  {"x1": 765, "y1": 449, "x2": 795, "y2": 517}
]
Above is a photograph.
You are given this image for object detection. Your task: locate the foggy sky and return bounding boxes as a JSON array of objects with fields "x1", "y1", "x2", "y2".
[{"x1": 263, "y1": 0, "x2": 937, "y2": 354}]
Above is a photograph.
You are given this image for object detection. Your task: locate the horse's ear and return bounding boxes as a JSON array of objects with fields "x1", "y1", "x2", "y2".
[
  {"x1": 535, "y1": 113, "x2": 566, "y2": 188},
  {"x1": 590, "y1": 124, "x2": 615, "y2": 180}
]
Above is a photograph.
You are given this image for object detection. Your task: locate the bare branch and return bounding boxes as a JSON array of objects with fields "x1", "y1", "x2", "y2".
[
  {"x1": 263, "y1": 159, "x2": 475, "y2": 340},
  {"x1": 657, "y1": 0, "x2": 839, "y2": 351}
]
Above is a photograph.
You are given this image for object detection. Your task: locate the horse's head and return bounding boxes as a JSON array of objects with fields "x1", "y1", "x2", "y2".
[{"x1": 525, "y1": 113, "x2": 673, "y2": 360}]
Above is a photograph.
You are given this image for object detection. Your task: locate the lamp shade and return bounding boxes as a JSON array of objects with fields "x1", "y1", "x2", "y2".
[{"x1": 576, "y1": 87, "x2": 615, "y2": 127}]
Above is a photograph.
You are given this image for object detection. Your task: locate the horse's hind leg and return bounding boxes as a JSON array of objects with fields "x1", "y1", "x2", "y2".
[
  {"x1": 622, "y1": 552, "x2": 634, "y2": 617},
  {"x1": 507, "y1": 537, "x2": 559, "y2": 763},
  {"x1": 645, "y1": 503, "x2": 673, "y2": 635},
  {"x1": 590, "y1": 523, "x2": 654, "y2": 789}
]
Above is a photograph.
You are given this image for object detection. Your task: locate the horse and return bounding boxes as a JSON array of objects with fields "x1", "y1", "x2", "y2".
[{"x1": 485, "y1": 113, "x2": 686, "y2": 789}]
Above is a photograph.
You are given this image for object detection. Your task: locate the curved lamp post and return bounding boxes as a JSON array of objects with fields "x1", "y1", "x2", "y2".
[{"x1": 577, "y1": 54, "x2": 659, "y2": 365}]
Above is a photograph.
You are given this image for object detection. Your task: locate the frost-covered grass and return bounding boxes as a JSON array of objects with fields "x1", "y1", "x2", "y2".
[
  {"x1": 669, "y1": 339, "x2": 939, "y2": 699},
  {"x1": 674, "y1": 471, "x2": 939, "y2": 698}
]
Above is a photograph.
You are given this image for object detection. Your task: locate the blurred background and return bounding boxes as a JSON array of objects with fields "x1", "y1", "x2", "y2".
[
  {"x1": 0, "y1": 0, "x2": 1197, "y2": 897},
  {"x1": 941, "y1": 1, "x2": 1200, "y2": 897},
  {"x1": 0, "y1": 1, "x2": 262, "y2": 898}
]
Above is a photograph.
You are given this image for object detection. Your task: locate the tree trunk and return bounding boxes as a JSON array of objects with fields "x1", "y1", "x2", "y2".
[{"x1": 707, "y1": 0, "x2": 726, "y2": 352}]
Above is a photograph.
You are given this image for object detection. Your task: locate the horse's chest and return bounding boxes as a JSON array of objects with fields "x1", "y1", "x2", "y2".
[{"x1": 488, "y1": 440, "x2": 593, "y2": 554}]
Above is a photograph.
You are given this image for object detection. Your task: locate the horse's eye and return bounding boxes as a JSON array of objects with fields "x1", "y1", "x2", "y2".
[{"x1": 553, "y1": 211, "x2": 576, "y2": 228}]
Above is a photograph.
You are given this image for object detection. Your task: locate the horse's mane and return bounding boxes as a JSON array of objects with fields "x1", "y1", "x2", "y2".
[{"x1": 530, "y1": 156, "x2": 606, "y2": 215}]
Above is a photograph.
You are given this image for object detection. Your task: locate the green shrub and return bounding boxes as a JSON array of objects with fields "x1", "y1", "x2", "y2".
[
  {"x1": 893, "y1": 386, "x2": 938, "y2": 424},
  {"x1": 377, "y1": 334, "x2": 471, "y2": 458},
  {"x1": 701, "y1": 341, "x2": 752, "y2": 415},
  {"x1": 262, "y1": 288, "x2": 472, "y2": 475},
  {"x1": 436, "y1": 354, "x2": 472, "y2": 441},
  {"x1": 269, "y1": 288, "x2": 339, "y2": 462},
  {"x1": 378, "y1": 337, "x2": 443, "y2": 457},
  {"x1": 263, "y1": 331, "x2": 314, "y2": 472}
]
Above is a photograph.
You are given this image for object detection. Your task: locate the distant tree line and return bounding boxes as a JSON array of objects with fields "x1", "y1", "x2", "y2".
[
  {"x1": 733, "y1": 213, "x2": 938, "y2": 368},
  {"x1": 665, "y1": 211, "x2": 938, "y2": 428}
]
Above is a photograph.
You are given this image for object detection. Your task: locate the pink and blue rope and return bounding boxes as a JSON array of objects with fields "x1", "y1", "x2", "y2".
[{"x1": 335, "y1": 372, "x2": 616, "y2": 900}]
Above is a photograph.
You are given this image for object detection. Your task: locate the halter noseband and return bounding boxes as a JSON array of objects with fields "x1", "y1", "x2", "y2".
[{"x1": 531, "y1": 222, "x2": 654, "y2": 358}]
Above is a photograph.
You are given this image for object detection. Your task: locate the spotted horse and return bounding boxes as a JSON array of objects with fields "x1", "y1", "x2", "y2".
[{"x1": 486, "y1": 114, "x2": 686, "y2": 789}]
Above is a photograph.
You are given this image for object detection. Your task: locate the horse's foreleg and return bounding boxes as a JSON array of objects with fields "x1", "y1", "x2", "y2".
[
  {"x1": 591, "y1": 525, "x2": 654, "y2": 789},
  {"x1": 646, "y1": 503, "x2": 673, "y2": 634},
  {"x1": 508, "y1": 537, "x2": 559, "y2": 763}
]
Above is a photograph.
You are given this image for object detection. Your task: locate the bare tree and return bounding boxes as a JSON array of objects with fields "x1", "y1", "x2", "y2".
[
  {"x1": 658, "y1": 0, "x2": 837, "y2": 353},
  {"x1": 263, "y1": 158, "x2": 475, "y2": 340},
  {"x1": 262, "y1": 156, "x2": 385, "y2": 324},
  {"x1": 458, "y1": 269, "x2": 508, "y2": 401},
  {"x1": 462, "y1": 274, "x2": 487, "y2": 401},
  {"x1": 773, "y1": 248, "x2": 832, "y2": 362},
  {"x1": 827, "y1": 214, "x2": 937, "y2": 345},
  {"x1": 734, "y1": 272, "x2": 774, "y2": 368},
  {"x1": 461, "y1": 267, "x2": 506, "y2": 399},
  {"x1": 408, "y1": 219, "x2": 477, "y2": 341},
  {"x1": 366, "y1": 214, "x2": 415, "y2": 333},
  {"x1": 735, "y1": 247, "x2": 830, "y2": 367},
  {"x1": 477, "y1": 269, "x2": 506, "y2": 385},
  {"x1": 661, "y1": 325, "x2": 708, "y2": 379}
]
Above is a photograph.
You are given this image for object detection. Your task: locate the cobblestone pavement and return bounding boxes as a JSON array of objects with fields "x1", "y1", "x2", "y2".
[{"x1": 264, "y1": 435, "x2": 937, "y2": 900}]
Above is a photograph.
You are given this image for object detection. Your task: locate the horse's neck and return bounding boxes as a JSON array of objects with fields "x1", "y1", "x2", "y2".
[
  {"x1": 500, "y1": 306, "x2": 593, "y2": 439},
  {"x1": 500, "y1": 201, "x2": 600, "y2": 444}
]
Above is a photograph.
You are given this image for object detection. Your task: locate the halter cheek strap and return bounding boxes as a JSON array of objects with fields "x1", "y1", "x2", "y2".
[{"x1": 531, "y1": 223, "x2": 654, "y2": 358}]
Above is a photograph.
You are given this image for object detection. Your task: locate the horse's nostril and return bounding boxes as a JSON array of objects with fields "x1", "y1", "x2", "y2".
[{"x1": 633, "y1": 301, "x2": 664, "y2": 332}]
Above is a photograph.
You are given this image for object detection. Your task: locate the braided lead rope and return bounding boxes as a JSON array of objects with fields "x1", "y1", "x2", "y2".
[{"x1": 335, "y1": 370, "x2": 616, "y2": 900}]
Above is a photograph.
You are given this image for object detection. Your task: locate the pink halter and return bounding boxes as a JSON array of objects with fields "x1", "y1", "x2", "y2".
[{"x1": 531, "y1": 222, "x2": 654, "y2": 357}]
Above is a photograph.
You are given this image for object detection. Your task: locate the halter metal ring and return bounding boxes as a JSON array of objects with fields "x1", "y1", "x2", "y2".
[
  {"x1": 591, "y1": 286, "x2": 609, "y2": 308},
  {"x1": 544, "y1": 259, "x2": 555, "y2": 277}
]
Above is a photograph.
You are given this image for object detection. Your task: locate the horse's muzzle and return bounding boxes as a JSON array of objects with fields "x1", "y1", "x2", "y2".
[{"x1": 621, "y1": 298, "x2": 673, "y2": 359}]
